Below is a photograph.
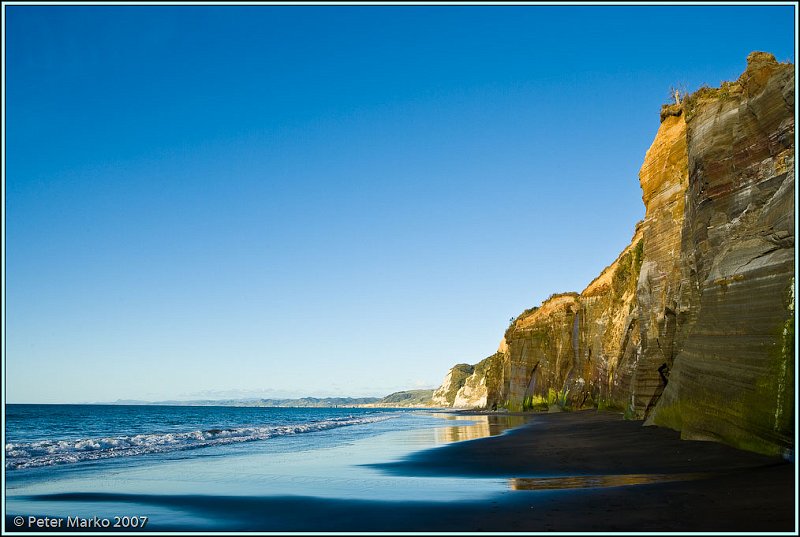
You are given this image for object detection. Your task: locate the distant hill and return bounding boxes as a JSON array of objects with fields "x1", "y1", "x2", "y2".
[
  {"x1": 99, "y1": 391, "x2": 439, "y2": 408},
  {"x1": 102, "y1": 397, "x2": 380, "y2": 407},
  {"x1": 257, "y1": 397, "x2": 382, "y2": 408},
  {"x1": 373, "y1": 389, "x2": 435, "y2": 407}
]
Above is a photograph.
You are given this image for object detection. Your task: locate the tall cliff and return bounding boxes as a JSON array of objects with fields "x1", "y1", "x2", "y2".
[
  {"x1": 648, "y1": 52, "x2": 795, "y2": 455},
  {"x1": 434, "y1": 52, "x2": 794, "y2": 457}
]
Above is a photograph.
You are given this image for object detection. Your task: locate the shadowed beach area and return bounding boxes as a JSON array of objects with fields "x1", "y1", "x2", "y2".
[{"x1": 7, "y1": 411, "x2": 795, "y2": 532}]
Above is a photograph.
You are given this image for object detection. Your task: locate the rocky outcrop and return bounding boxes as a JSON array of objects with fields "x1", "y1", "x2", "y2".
[
  {"x1": 433, "y1": 52, "x2": 794, "y2": 456},
  {"x1": 437, "y1": 353, "x2": 503, "y2": 409},
  {"x1": 434, "y1": 340, "x2": 511, "y2": 409},
  {"x1": 431, "y1": 364, "x2": 475, "y2": 406}
]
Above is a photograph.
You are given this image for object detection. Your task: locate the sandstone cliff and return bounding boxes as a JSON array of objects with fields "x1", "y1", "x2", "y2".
[
  {"x1": 432, "y1": 364, "x2": 475, "y2": 407},
  {"x1": 649, "y1": 52, "x2": 795, "y2": 456},
  {"x1": 433, "y1": 52, "x2": 794, "y2": 457}
]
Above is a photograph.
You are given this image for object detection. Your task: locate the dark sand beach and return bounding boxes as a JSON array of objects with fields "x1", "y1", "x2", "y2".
[
  {"x1": 8, "y1": 410, "x2": 794, "y2": 532},
  {"x1": 370, "y1": 410, "x2": 796, "y2": 531}
]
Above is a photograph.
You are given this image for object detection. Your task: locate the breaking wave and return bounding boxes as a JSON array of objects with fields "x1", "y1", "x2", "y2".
[{"x1": 6, "y1": 414, "x2": 394, "y2": 470}]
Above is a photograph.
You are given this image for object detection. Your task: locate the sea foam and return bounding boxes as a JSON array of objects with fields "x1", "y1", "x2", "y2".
[{"x1": 5, "y1": 414, "x2": 394, "y2": 470}]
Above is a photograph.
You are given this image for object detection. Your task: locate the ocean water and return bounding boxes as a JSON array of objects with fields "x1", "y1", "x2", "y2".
[
  {"x1": 5, "y1": 404, "x2": 402, "y2": 470},
  {"x1": 4, "y1": 404, "x2": 527, "y2": 530}
]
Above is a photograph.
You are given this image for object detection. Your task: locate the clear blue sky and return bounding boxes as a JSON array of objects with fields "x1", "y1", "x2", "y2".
[{"x1": 4, "y1": 4, "x2": 795, "y2": 403}]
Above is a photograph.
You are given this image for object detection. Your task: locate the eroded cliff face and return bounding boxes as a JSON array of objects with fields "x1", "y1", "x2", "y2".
[
  {"x1": 433, "y1": 52, "x2": 795, "y2": 456},
  {"x1": 432, "y1": 364, "x2": 474, "y2": 407},
  {"x1": 648, "y1": 52, "x2": 795, "y2": 456},
  {"x1": 502, "y1": 293, "x2": 581, "y2": 411},
  {"x1": 631, "y1": 108, "x2": 689, "y2": 418},
  {"x1": 580, "y1": 226, "x2": 644, "y2": 412}
]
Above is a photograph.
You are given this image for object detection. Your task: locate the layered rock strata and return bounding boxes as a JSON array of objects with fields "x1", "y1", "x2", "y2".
[
  {"x1": 648, "y1": 52, "x2": 795, "y2": 456},
  {"x1": 433, "y1": 52, "x2": 794, "y2": 456}
]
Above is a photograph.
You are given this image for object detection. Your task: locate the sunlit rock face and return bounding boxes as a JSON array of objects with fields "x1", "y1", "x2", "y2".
[
  {"x1": 453, "y1": 352, "x2": 504, "y2": 409},
  {"x1": 432, "y1": 53, "x2": 794, "y2": 456},
  {"x1": 431, "y1": 364, "x2": 474, "y2": 407},
  {"x1": 579, "y1": 226, "x2": 645, "y2": 412},
  {"x1": 631, "y1": 101, "x2": 689, "y2": 418},
  {"x1": 649, "y1": 52, "x2": 795, "y2": 457},
  {"x1": 493, "y1": 227, "x2": 646, "y2": 413},
  {"x1": 499, "y1": 294, "x2": 579, "y2": 411}
]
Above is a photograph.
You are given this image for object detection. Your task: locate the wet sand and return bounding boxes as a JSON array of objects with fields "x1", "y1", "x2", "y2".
[
  {"x1": 7, "y1": 411, "x2": 796, "y2": 532},
  {"x1": 369, "y1": 410, "x2": 796, "y2": 531}
]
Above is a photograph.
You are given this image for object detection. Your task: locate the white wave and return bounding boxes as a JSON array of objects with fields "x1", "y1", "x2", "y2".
[{"x1": 5, "y1": 414, "x2": 395, "y2": 470}]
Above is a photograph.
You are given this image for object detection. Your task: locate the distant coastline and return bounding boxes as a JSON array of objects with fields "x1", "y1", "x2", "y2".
[{"x1": 58, "y1": 389, "x2": 441, "y2": 408}]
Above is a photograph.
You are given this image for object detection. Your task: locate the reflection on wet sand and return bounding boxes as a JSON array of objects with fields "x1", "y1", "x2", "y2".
[
  {"x1": 510, "y1": 472, "x2": 713, "y2": 491},
  {"x1": 433, "y1": 414, "x2": 529, "y2": 444}
]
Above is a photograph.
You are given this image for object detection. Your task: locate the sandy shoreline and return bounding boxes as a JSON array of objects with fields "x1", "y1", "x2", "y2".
[
  {"x1": 6, "y1": 410, "x2": 795, "y2": 532},
  {"x1": 370, "y1": 410, "x2": 796, "y2": 531}
]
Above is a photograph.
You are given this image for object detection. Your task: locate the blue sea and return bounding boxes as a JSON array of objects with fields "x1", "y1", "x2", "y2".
[
  {"x1": 4, "y1": 404, "x2": 527, "y2": 531},
  {"x1": 5, "y1": 404, "x2": 408, "y2": 471}
]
